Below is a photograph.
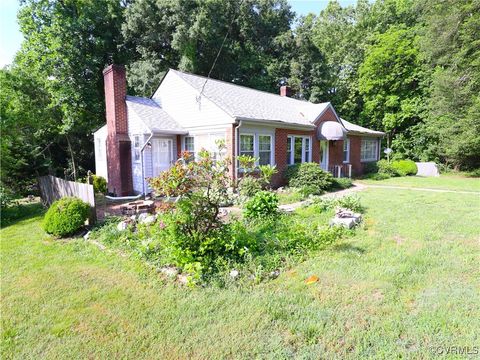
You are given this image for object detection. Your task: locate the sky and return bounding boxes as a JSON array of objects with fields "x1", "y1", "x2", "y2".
[{"x1": 0, "y1": 0, "x2": 357, "y2": 68}]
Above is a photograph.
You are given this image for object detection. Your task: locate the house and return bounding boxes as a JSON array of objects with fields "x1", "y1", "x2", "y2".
[{"x1": 94, "y1": 64, "x2": 384, "y2": 196}]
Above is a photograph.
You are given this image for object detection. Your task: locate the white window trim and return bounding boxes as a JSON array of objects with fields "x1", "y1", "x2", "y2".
[
  {"x1": 183, "y1": 136, "x2": 195, "y2": 153},
  {"x1": 258, "y1": 134, "x2": 273, "y2": 166},
  {"x1": 360, "y1": 138, "x2": 379, "y2": 162},
  {"x1": 287, "y1": 135, "x2": 312, "y2": 165},
  {"x1": 238, "y1": 132, "x2": 274, "y2": 169},
  {"x1": 343, "y1": 137, "x2": 350, "y2": 163}
]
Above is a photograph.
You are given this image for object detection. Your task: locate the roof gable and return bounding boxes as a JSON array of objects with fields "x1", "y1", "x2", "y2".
[{"x1": 165, "y1": 69, "x2": 330, "y2": 127}]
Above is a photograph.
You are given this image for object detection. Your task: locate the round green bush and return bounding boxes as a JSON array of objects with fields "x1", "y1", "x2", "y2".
[
  {"x1": 43, "y1": 197, "x2": 91, "y2": 237},
  {"x1": 244, "y1": 191, "x2": 278, "y2": 219},
  {"x1": 391, "y1": 160, "x2": 417, "y2": 176},
  {"x1": 287, "y1": 162, "x2": 334, "y2": 195},
  {"x1": 377, "y1": 159, "x2": 398, "y2": 176}
]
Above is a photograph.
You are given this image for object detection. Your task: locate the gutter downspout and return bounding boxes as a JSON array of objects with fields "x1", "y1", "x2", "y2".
[
  {"x1": 235, "y1": 120, "x2": 243, "y2": 183},
  {"x1": 141, "y1": 133, "x2": 154, "y2": 198}
]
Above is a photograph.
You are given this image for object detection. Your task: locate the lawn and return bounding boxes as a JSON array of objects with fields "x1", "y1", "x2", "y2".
[
  {"x1": 1, "y1": 181, "x2": 479, "y2": 358},
  {"x1": 358, "y1": 174, "x2": 480, "y2": 192}
]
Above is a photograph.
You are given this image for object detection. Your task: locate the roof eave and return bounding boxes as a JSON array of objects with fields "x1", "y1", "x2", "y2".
[
  {"x1": 235, "y1": 117, "x2": 315, "y2": 130},
  {"x1": 346, "y1": 130, "x2": 385, "y2": 137},
  {"x1": 151, "y1": 129, "x2": 188, "y2": 135}
]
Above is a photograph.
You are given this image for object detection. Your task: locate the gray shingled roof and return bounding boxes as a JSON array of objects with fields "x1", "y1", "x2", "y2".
[
  {"x1": 170, "y1": 69, "x2": 329, "y2": 127},
  {"x1": 340, "y1": 118, "x2": 385, "y2": 136},
  {"x1": 126, "y1": 95, "x2": 185, "y2": 133}
]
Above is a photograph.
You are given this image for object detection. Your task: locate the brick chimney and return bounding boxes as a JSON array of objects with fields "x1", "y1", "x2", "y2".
[
  {"x1": 280, "y1": 85, "x2": 292, "y2": 97},
  {"x1": 103, "y1": 64, "x2": 133, "y2": 196}
]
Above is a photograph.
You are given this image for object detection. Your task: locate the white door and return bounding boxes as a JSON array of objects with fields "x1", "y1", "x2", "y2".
[
  {"x1": 152, "y1": 138, "x2": 173, "y2": 177},
  {"x1": 320, "y1": 140, "x2": 329, "y2": 171}
]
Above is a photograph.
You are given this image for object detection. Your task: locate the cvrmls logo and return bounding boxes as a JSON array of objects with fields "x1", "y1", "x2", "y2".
[{"x1": 431, "y1": 346, "x2": 479, "y2": 355}]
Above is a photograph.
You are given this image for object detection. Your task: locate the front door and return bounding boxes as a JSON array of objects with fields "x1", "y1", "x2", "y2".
[
  {"x1": 152, "y1": 138, "x2": 173, "y2": 177},
  {"x1": 320, "y1": 140, "x2": 329, "y2": 171}
]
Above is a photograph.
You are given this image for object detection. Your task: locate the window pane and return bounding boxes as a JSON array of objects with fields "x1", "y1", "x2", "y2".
[
  {"x1": 294, "y1": 137, "x2": 302, "y2": 163},
  {"x1": 259, "y1": 135, "x2": 271, "y2": 151},
  {"x1": 304, "y1": 138, "x2": 310, "y2": 162},
  {"x1": 343, "y1": 138, "x2": 349, "y2": 162},
  {"x1": 361, "y1": 139, "x2": 377, "y2": 161},
  {"x1": 240, "y1": 135, "x2": 254, "y2": 152},
  {"x1": 134, "y1": 136, "x2": 140, "y2": 148},
  {"x1": 259, "y1": 151, "x2": 270, "y2": 165},
  {"x1": 287, "y1": 137, "x2": 292, "y2": 165},
  {"x1": 184, "y1": 136, "x2": 194, "y2": 152}
]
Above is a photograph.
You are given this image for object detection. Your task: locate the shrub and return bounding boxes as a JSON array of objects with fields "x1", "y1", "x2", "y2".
[
  {"x1": 466, "y1": 169, "x2": 480, "y2": 178},
  {"x1": 92, "y1": 175, "x2": 107, "y2": 194},
  {"x1": 363, "y1": 162, "x2": 379, "y2": 174},
  {"x1": 0, "y1": 185, "x2": 14, "y2": 210},
  {"x1": 238, "y1": 176, "x2": 262, "y2": 197},
  {"x1": 336, "y1": 194, "x2": 363, "y2": 213},
  {"x1": 284, "y1": 164, "x2": 300, "y2": 183},
  {"x1": 330, "y1": 178, "x2": 353, "y2": 190},
  {"x1": 244, "y1": 191, "x2": 278, "y2": 219},
  {"x1": 391, "y1": 160, "x2": 417, "y2": 176},
  {"x1": 377, "y1": 159, "x2": 398, "y2": 177},
  {"x1": 287, "y1": 162, "x2": 334, "y2": 195},
  {"x1": 310, "y1": 194, "x2": 364, "y2": 213},
  {"x1": 258, "y1": 164, "x2": 277, "y2": 188},
  {"x1": 43, "y1": 197, "x2": 91, "y2": 237}
]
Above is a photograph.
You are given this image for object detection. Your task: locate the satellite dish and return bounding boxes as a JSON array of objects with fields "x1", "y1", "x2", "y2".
[{"x1": 384, "y1": 148, "x2": 392, "y2": 154}]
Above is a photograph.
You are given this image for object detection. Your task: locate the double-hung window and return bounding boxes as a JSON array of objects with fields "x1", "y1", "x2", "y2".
[
  {"x1": 133, "y1": 135, "x2": 141, "y2": 162},
  {"x1": 183, "y1": 136, "x2": 195, "y2": 160},
  {"x1": 258, "y1": 135, "x2": 272, "y2": 165},
  {"x1": 287, "y1": 135, "x2": 312, "y2": 164},
  {"x1": 343, "y1": 138, "x2": 350, "y2": 163},
  {"x1": 361, "y1": 138, "x2": 379, "y2": 162},
  {"x1": 239, "y1": 134, "x2": 255, "y2": 158}
]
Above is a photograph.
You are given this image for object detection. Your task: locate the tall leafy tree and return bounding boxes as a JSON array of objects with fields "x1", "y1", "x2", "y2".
[
  {"x1": 419, "y1": 0, "x2": 480, "y2": 168},
  {"x1": 123, "y1": 0, "x2": 295, "y2": 96},
  {"x1": 358, "y1": 25, "x2": 428, "y2": 158},
  {"x1": 14, "y1": 0, "x2": 130, "y2": 178}
]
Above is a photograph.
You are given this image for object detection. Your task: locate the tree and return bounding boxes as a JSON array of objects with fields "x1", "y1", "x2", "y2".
[
  {"x1": 358, "y1": 25, "x2": 428, "y2": 158},
  {"x1": 123, "y1": 0, "x2": 294, "y2": 96},
  {"x1": 14, "y1": 0, "x2": 130, "y2": 179},
  {"x1": 419, "y1": 0, "x2": 480, "y2": 168}
]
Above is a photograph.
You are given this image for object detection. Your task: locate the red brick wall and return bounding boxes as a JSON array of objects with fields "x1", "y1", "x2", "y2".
[
  {"x1": 328, "y1": 140, "x2": 344, "y2": 169},
  {"x1": 349, "y1": 135, "x2": 363, "y2": 175},
  {"x1": 103, "y1": 64, "x2": 133, "y2": 195}
]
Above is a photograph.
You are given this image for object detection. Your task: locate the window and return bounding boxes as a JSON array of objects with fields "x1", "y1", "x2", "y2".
[
  {"x1": 287, "y1": 135, "x2": 312, "y2": 164},
  {"x1": 184, "y1": 136, "x2": 194, "y2": 153},
  {"x1": 133, "y1": 135, "x2": 141, "y2": 162},
  {"x1": 258, "y1": 135, "x2": 272, "y2": 165},
  {"x1": 240, "y1": 134, "x2": 254, "y2": 157},
  {"x1": 361, "y1": 138, "x2": 379, "y2": 162},
  {"x1": 343, "y1": 138, "x2": 350, "y2": 163}
]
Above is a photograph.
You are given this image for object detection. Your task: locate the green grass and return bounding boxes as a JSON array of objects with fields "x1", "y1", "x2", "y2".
[
  {"x1": 2, "y1": 183, "x2": 479, "y2": 359},
  {"x1": 276, "y1": 188, "x2": 305, "y2": 205},
  {"x1": 358, "y1": 174, "x2": 480, "y2": 192}
]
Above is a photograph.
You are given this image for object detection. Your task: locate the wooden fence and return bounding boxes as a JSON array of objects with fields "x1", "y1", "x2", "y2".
[{"x1": 38, "y1": 175, "x2": 96, "y2": 222}]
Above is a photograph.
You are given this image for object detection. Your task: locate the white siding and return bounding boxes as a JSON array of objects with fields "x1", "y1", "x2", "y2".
[
  {"x1": 93, "y1": 125, "x2": 108, "y2": 181},
  {"x1": 152, "y1": 71, "x2": 235, "y2": 129},
  {"x1": 132, "y1": 134, "x2": 178, "y2": 194}
]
